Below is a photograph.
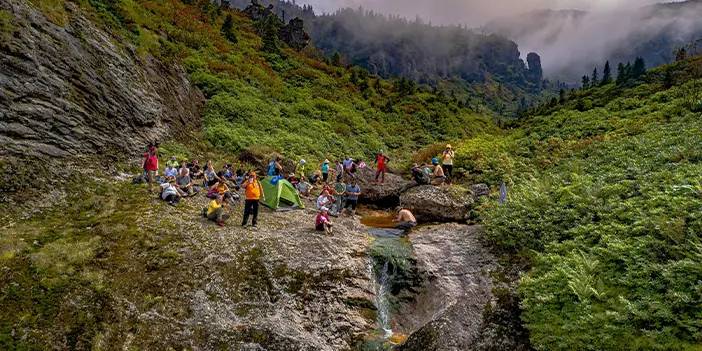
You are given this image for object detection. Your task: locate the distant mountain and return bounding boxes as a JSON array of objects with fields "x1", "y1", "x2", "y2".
[
  {"x1": 228, "y1": 0, "x2": 544, "y2": 94},
  {"x1": 483, "y1": 0, "x2": 702, "y2": 81}
]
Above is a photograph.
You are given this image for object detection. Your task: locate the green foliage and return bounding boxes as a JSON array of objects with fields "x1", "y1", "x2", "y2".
[
  {"x1": 466, "y1": 57, "x2": 702, "y2": 350},
  {"x1": 221, "y1": 14, "x2": 237, "y2": 43},
  {"x1": 0, "y1": 9, "x2": 13, "y2": 38}
]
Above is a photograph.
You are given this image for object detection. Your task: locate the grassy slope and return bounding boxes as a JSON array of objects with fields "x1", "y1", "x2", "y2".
[
  {"x1": 69, "y1": 0, "x2": 497, "y2": 166},
  {"x1": 445, "y1": 56, "x2": 702, "y2": 350}
]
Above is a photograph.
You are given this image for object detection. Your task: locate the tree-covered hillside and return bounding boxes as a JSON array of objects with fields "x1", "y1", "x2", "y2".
[
  {"x1": 445, "y1": 55, "x2": 702, "y2": 350},
  {"x1": 52, "y1": 0, "x2": 495, "y2": 164}
]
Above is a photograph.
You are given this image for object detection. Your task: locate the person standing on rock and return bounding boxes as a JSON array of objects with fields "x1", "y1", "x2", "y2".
[
  {"x1": 394, "y1": 206, "x2": 417, "y2": 234},
  {"x1": 321, "y1": 159, "x2": 330, "y2": 183},
  {"x1": 375, "y1": 151, "x2": 390, "y2": 184},
  {"x1": 442, "y1": 144, "x2": 455, "y2": 183},
  {"x1": 242, "y1": 171, "x2": 265, "y2": 228},
  {"x1": 142, "y1": 143, "x2": 159, "y2": 192},
  {"x1": 344, "y1": 180, "x2": 361, "y2": 217}
]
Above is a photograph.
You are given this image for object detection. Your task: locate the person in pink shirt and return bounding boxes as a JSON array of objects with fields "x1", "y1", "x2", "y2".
[
  {"x1": 315, "y1": 207, "x2": 333, "y2": 234},
  {"x1": 142, "y1": 142, "x2": 159, "y2": 192}
]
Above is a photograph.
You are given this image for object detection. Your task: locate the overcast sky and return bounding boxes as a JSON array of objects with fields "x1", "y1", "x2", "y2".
[{"x1": 297, "y1": 0, "x2": 663, "y2": 26}]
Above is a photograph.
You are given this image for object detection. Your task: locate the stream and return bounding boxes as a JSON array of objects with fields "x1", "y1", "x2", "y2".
[{"x1": 359, "y1": 208, "x2": 413, "y2": 350}]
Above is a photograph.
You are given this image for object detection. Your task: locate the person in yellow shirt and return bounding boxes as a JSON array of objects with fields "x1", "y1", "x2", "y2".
[
  {"x1": 207, "y1": 194, "x2": 230, "y2": 227},
  {"x1": 242, "y1": 171, "x2": 265, "y2": 228}
]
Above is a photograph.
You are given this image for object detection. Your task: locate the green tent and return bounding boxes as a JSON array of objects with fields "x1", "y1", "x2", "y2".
[{"x1": 260, "y1": 176, "x2": 305, "y2": 210}]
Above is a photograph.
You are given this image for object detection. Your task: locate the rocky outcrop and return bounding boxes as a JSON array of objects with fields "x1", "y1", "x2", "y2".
[
  {"x1": 526, "y1": 52, "x2": 543, "y2": 84},
  {"x1": 471, "y1": 183, "x2": 491, "y2": 200},
  {"x1": 396, "y1": 224, "x2": 497, "y2": 351},
  {"x1": 399, "y1": 185, "x2": 473, "y2": 223},
  {"x1": 356, "y1": 167, "x2": 416, "y2": 206},
  {"x1": 0, "y1": 0, "x2": 203, "y2": 160},
  {"x1": 279, "y1": 18, "x2": 310, "y2": 51}
]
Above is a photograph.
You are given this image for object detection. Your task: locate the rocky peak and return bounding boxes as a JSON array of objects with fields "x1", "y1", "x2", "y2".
[
  {"x1": 279, "y1": 17, "x2": 310, "y2": 51},
  {"x1": 526, "y1": 52, "x2": 543, "y2": 83}
]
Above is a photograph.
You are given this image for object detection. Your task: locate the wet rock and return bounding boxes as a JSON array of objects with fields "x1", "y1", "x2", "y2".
[
  {"x1": 356, "y1": 167, "x2": 416, "y2": 206},
  {"x1": 471, "y1": 183, "x2": 491, "y2": 200},
  {"x1": 399, "y1": 185, "x2": 473, "y2": 223},
  {"x1": 397, "y1": 224, "x2": 497, "y2": 351}
]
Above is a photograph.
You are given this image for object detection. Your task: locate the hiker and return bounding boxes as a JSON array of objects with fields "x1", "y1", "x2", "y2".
[
  {"x1": 321, "y1": 159, "x2": 330, "y2": 182},
  {"x1": 204, "y1": 160, "x2": 219, "y2": 187},
  {"x1": 334, "y1": 160, "x2": 344, "y2": 182},
  {"x1": 160, "y1": 181, "x2": 181, "y2": 206},
  {"x1": 357, "y1": 159, "x2": 367, "y2": 169},
  {"x1": 176, "y1": 167, "x2": 195, "y2": 196},
  {"x1": 267, "y1": 157, "x2": 283, "y2": 177},
  {"x1": 432, "y1": 158, "x2": 446, "y2": 185},
  {"x1": 222, "y1": 164, "x2": 234, "y2": 180},
  {"x1": 343, "y1": 157, "x2": 354, "y2": 177},
  {"x1": 297, "y1": 177, "x2": 313, "y2": 198},
  {"x1": 411, "y1": 163, "x2": 430, "y2": 185},
  {"x1": 188, "y1": 159, "x2": 204, "y2": 179},
  {"x1": 142, "y1": 143, "x2": 159, "y2": 192},
  {"x1": 164, "y1": 164, "x2": 178, "y2": 181},
  {"x1": 332, "y1": 180, "x2": 346, "y2": 215},
  {"x1": 210, "y1": 178, "x2": 235, "y2": 205},
  {"x1": 348, "y1": 160, "x2": 358, "y2": 180},
  {"x1": 344, "y1": 180, "x2": 361, "y2": 216},
  {"x1": 310, "y1": 170, "x2": 322, "y2": 186},
  {"x1": 296, "y1": 159, "x2": 307, "y2": 179},
  {"x1": 242, "y1": 171, "x2": 264, "y2": 227},
  {"x1": 315, "y1": 207, "x2": 333, "y2": 234},
  {"x1": 442, "y1": 144, "x2": 455, "y2": 182},
  {"x1": 235, "y1": 169, "x2": 245, "y2": 186},
  {"x1": 375, "y1": 151, "x2": 390, "y2": 184},
  {"x1": 288, "y1": 173, "x2": 300, "y2": 187},
  {"x1": 166, "y1": 155, "x2": 179, "y2": 169},
  {"x1": 316, "y1": 189, "x2": 334, "y2": 210},
  {"x1": 207, "y1": 194, "x2": 230, "y2": 227},
  {"x1": 394, "y1": 206, "x2": 417, "y2": 234}
]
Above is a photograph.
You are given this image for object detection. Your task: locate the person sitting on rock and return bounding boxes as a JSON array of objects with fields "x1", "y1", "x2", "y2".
[
  {"x1": 166, "y1": 155, "x2": 179, "y2": 169},
  {"x1": 210, "y1": 178, "x2": 236, "y2": 205},
  {"x1": 160, "y1": 180, "x2": 181, "y2": 206},
  {"x1": 310, "y1": 170, "x2": 322, "y2": 186},
  {"x1": 204, "y1": 160, "x2": 220, "y2": 187},
  {"x1": 207, "y1": 194, "x2": 230, "y2": 227},
  {"x1": 411, "y1": 163, "x2": 430, "y2": 185},
  {"x1": 176, "y1": 167, "x2": 195, "y2": 196},
  {"x1": 164, "y1": 163, "x2": 178, "y2": 182},
  {"x1": 297, "y1": 177, "x2": 313, "y2": 198},
  {"x1": 431, "y1": 158, "x2": 446, "y2": 185},
  {"x1": 394, "y1": 206, "x2": 417, "y2": 234},
  {"x1": 315, "y1": 207, "x2": 333, "y2": 234},
  {"x1": 188, "y1": 159, "x2": 204, "y2": 179},
  {"x1": 316, "y1": 189, "x2": 334, "y2": 210},
  {"x1": 222, "y1": 164, "x2": 234, "y2": 180}
]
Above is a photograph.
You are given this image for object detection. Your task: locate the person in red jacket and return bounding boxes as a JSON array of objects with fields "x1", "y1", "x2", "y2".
[{"x1": 142, "y1": 143, "x2": 159, "y2": 192}]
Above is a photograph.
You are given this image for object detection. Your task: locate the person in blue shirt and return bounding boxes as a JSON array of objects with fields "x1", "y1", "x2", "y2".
[
  {"x1": 344, "y1": 180, "x2": 361, "y2": 216},
  {"x1": 321, "y1": 159, "x2": 330, "y2": 182}
]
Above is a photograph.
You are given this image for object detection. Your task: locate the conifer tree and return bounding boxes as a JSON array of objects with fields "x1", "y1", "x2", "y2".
[
  {"x1": 675, "y1": 47, "x2": 687, "y2": 62},
  {"x1": 632, "y1": 57, "x2": 646, "y2": 79},
  {"x1": 221, "y1": 14, "x2": 238, "y2": 43},
  {"x1": 601, "y1": 61, "x2": 611, "y2": 85},
  {"x1": 581, "y1": 75, "x2": 590, "y2": 89},
  {"x1": 616, "y1": 62, "x2": 626, "y2": 85},
  {"x1": 591, "y1": 67, "x2": 599, "y2": 86}
]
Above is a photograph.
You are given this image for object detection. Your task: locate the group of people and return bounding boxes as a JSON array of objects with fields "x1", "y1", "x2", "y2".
[
  {"x1": 411, "y1": 144, "x2": 455, "y2": 185},
  {"x1": 141, "y1": 144, "x2": 451, "y2": 234}
]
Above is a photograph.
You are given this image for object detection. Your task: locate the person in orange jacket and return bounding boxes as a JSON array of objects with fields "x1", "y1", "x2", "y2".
[{"x1": 242, "y1": 171, "x2": 265, "y2": 227}]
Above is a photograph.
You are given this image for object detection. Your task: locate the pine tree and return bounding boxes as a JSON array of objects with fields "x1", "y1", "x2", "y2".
[
  {"x1": 616, "y1": 62, "x2": 626, "y2": 85},
  {"x1": 601, "y1": 61, "x2": 611, "y2": 85},
  {"x1": 221, "y1": 14, "x2": 238, "y2": 43},
  {"x1": 591, "y1": 67, "x2": 599, "y2": 86},
  {"x1": 559, "y1": 89, "x2": 567, "y2": 103},
  {"x1": 632, "y1": 57, "x2": 646, "y2": 79},
  {"x1": 331, "y1": 52, "x2": 341, "y2": 66},
  {"x1": 581, "y1": 75, "x2": 590, "y2": 89},
  {"x1": 675, "y1": 47, "x2": 687, "y2": 62}
]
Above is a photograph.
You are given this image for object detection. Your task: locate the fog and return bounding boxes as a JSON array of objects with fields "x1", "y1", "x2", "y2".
[
  {"x1": 297, "y1": 0, "x2": 660, "y2": 26},
  {"x1": 297, "y1": 0, "x2": 701, "y2": 81}
]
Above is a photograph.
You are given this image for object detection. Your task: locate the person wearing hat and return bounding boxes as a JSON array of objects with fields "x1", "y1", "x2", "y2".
[
  {"x1": 315, "y1": 207, "x2": 333, "y2": 234},
  {"x1": 441, "y1": 144, "x2": 455, "y2": 182},
  {"x1": 432, "y1": 157, "x2": 446, "y2": 185},
  {"x1": 242, "y1": 171, "x2": 265, "y2": 228},
  {"x1": 296, "y1": 159, "x2": 307, "y2": 180},
  {"x1": 321, "y1": 159, "x2": 330, "y2": 183},
  {"x1": 166, "y1": 155, "x2": 179, "y2": 169}
]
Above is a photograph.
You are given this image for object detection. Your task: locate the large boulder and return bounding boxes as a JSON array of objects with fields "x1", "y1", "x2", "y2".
[
  {"x1": 356, "y1": 167, "x2": 416, "y2": 206},
  {"x1": 399, "y1": 185, "x2": 473, "y2": 223}
]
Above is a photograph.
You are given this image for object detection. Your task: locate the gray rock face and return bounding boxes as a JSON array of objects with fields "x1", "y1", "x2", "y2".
[
  {"x1": 279, "y1": 18, "x2": 310, "y2": 51},
  {"x1": 397, "y1": 224, "x2": 497, "y2": 351},
  {"x1": 471, "y1": 183, "x2": 491, "y2": 200},
  {"x1": 399, "y1": 185, "x2": 474, "y2": 223},
  {"x1": 0, "y1": 0, "x2": 203, "y2": 160},
  {"x1": 356, "y1": 167, "x2": 416, "y2": 205}
]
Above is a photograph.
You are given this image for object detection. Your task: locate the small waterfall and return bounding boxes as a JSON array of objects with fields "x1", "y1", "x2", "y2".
[{"x1": 368, "y1": 258, "x2": 393, "y2": 338}]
